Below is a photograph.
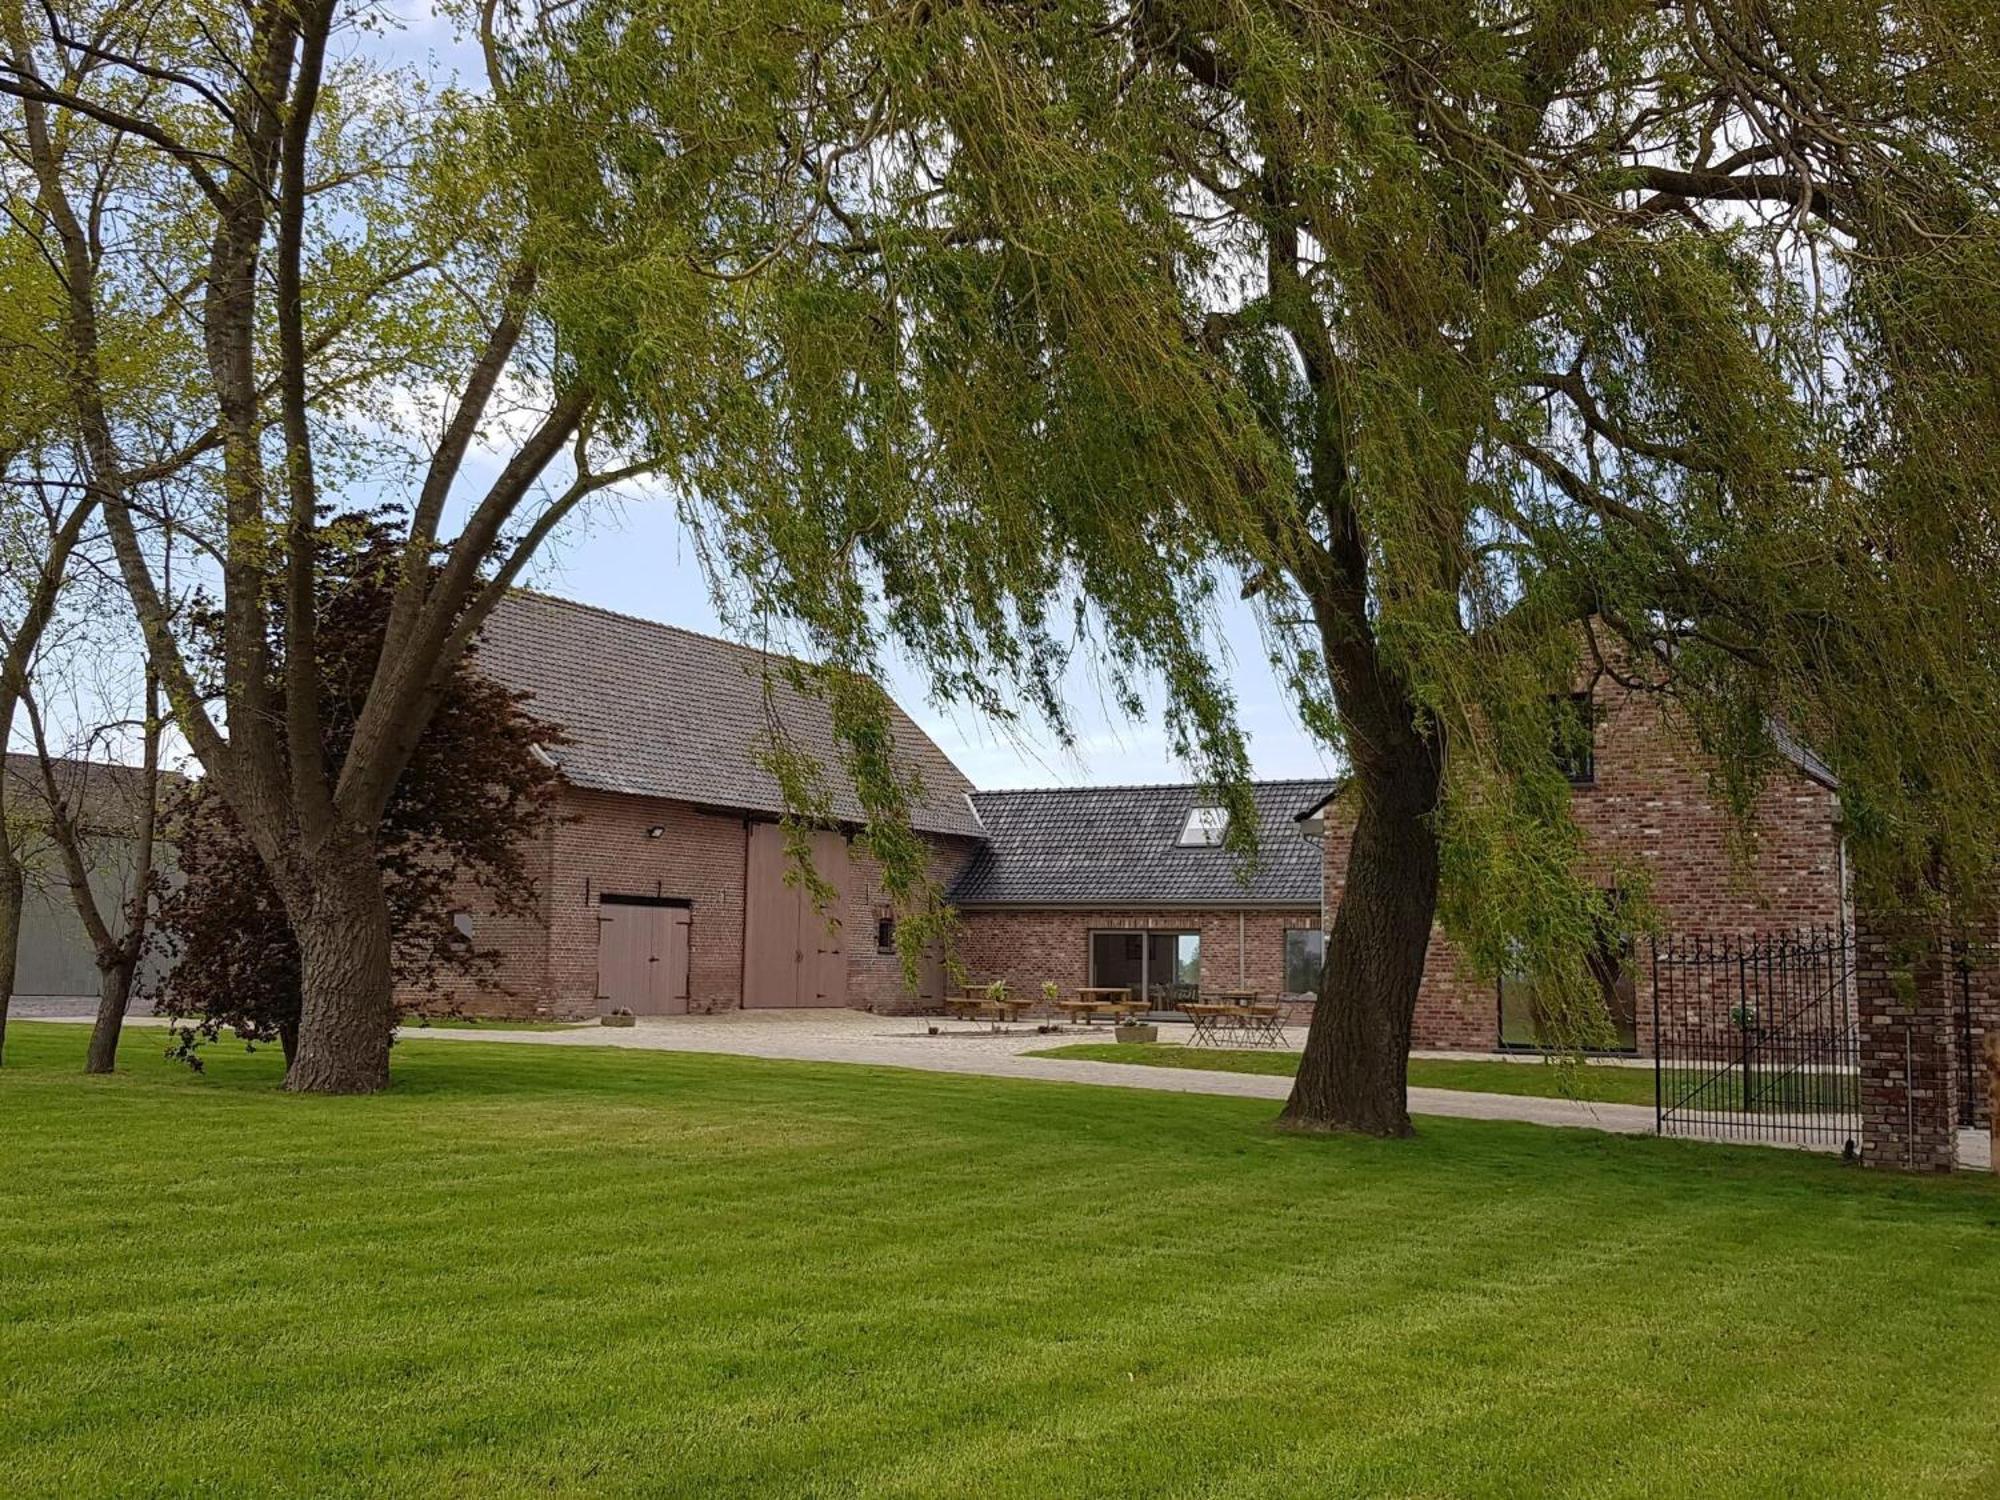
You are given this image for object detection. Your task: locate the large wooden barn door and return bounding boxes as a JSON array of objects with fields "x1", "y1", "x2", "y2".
[
  {"x1": 596, "y1": 898, "x2": 691, "y2": 1016},
  {"x1": 744, "y1": 823, "x2": 852, "y2": 1008}
]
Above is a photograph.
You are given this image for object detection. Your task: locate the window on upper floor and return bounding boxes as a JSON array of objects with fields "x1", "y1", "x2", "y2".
[
  {"x1": 1551, "y1": 691, "x2": 1596, "y2": 785},
  {"x1": 1178, "y1": 806, "x2": 1230, "y2": 846}
]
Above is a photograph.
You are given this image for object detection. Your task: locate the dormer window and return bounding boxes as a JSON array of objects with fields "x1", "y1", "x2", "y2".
[{"x1": 1178, "y1": 806, "x2": 1230, "y2": 846}]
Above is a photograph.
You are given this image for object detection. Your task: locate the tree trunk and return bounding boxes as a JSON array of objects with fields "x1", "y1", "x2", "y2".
[
  {"x1": 284, "y1": 836, "x2": 394, "y2": 1094},
  {"x1": 0, "y1": 853, "x2": 20, "y2": 1067},
  {"x1": 1280, "y1": 756, "x2": 1443, "y2": 1137},
  {"x1": 84, "y1": 957, "x2": 136, "y2": 1075}
]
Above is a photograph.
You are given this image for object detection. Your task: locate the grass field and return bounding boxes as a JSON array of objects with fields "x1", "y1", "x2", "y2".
[
  {"x1": 1031, "y1": 1042, "x2": 1666, "y2": 1105},
  {"x1": 1032, "y1": 1043, "x2": 1863, "y2": 1114},
  {"x1": 5, "y1": 1021, "x2": 1999, "y2": 1498}
]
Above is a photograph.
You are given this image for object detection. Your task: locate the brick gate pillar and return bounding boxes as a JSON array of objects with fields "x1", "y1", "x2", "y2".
[
  {"x1": 1856, "y1": 913, "x2": 1960, "y2": 1172},
  {"x1": 1963, "y1": 921, "x2": 1999, "y2": 1134}
]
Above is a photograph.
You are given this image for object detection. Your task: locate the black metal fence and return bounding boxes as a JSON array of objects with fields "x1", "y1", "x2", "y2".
[
  {"x1": 1652, "y1": 928, "x2": 1858, "y2": 1153},
  {"x1": 1956, "y1": 952, "x2": 1978, "y2": 1129}
]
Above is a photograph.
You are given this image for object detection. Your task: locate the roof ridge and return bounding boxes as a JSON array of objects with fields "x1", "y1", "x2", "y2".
[{"x1": 970, "y1": 776, "x2": 1337, "y2": 796}]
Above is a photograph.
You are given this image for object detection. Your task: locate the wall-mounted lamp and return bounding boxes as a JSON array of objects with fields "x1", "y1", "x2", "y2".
[{"x1": 646, "y1": 825, "x2": 665, "y2": 839}]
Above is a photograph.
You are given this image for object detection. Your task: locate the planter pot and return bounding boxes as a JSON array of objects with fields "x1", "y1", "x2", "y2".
[
  {"x1": 1114, "y1": 1024, "x2": 1159, "y2": 1045},
  {"x1": 601, "y1": 1012, "x2": 636, "y2": 1028}
]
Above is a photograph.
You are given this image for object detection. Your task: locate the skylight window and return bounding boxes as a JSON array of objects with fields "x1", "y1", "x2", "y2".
[{"x1": 1178, "y1": 806, "x2": 1230, "y2": 846}]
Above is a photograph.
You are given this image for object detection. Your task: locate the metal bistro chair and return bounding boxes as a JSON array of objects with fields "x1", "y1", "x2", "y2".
[
  {"x1": 1237, "y1": 996, "x2": 1290, "y2": 1049},
  {"x1": 1180, "y1": 1000, "x2": 1236, "y2": 1048},
  {"x1": 1200, "y1": 988, "x2": 1266, "y2": 1047}
]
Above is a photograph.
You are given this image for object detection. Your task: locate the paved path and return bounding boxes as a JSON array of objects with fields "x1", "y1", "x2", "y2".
[
  {"x1": 10, "y1": 995, "x2": 102, "y2": 1019},
  {"x1": 45, "y1": 1008, "x2": 1991, "y2": 1167},
  {"x1": 397, "y1": 1010, "x2": 1678, "y2": 1141}
]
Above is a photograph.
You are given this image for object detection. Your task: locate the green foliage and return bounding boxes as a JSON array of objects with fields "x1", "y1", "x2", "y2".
[{"x1": 523, "y1": 0, "x2": 2000, "y2": 1040}]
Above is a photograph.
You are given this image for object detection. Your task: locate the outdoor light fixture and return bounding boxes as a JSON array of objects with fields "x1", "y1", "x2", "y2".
[{"x1": 646, "y1": 825, "x2": 665, "y2": 839}]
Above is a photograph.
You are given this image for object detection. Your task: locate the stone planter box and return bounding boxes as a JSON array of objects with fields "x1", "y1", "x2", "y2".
[
  {"x1": 1114, "y1": 1023, "x2": 1159, "y2": 1045},
  {"x1": 601, "y1": 1011, "x2": 636, "y2": 1028}
]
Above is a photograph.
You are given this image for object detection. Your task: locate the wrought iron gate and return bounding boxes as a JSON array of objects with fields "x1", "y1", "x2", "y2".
[{"x1": 1652, "y1": 928, "x2": 1858, "y2": 1153}]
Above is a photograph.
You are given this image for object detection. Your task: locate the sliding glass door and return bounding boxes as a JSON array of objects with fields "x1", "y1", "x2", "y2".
[{"x1": 1088, "y1": 930, "x2": 1201, "y2": 1002}]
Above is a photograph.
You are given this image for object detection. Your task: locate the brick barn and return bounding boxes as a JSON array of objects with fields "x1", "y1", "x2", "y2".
[
  {"x1": 1299, "y1": 670, "x2": 1848, "y2": 1053},
  {"x1": 417, "y1": 592, "x2": 985, "y2": 1019}
]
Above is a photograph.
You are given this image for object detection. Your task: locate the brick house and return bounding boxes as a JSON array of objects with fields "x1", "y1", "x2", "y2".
[
  {"x1": 416, "y1": 592, "x2": 985, "y2": 1019},
  {"x1": 950, "y1": 780, "x2": 1335, "y2": 1007},
  {"x1": 1297, "y1": 673, "x2": 1848, "y2": 1053}
]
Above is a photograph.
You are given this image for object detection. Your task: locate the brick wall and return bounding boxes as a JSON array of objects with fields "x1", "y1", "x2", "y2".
[
  {"x1": 395, "y1": 819, "x2": 556, "y2": 1020},
  {"x1": 545, "y1": 789, "x2": 756, "y2": 1016},
  {"x1": 421, "y1": 785, "x2": 976, "y2": 1019},
  {"x1": 953, "y1": 906, "x2": 1321, "y2": 1004},
  {"x1": 1857, "y1": 915, "x2": 1962, "y2": 1171},
  {"x1": 843, "y1": 837, "x2": 982, "y2": 1013},
  {"x1": 1953, "y1": 916, "x2": 1999, "y2": 1133},
  {"x1": 1320, "y1": 678, "x2": 1847, "y2": 1052}
]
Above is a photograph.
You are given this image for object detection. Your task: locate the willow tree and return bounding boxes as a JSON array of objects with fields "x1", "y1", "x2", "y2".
[
  {"x1": 551, "y1": 0, "x2": 2000, "y2": 1133},
  {"x1": 0, "y1": 0, "x2": 846, "y2": 1090}
]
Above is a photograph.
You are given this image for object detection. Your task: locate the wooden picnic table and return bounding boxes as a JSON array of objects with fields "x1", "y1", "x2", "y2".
[
  {"x1": 1057, "y1": 987, "x2": 1141, "y2": 1025},
  {"x1": 944, "y1": 985, "x2": 1039, "y2": 1029}
]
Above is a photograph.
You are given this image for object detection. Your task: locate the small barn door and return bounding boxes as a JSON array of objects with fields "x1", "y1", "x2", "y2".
[
  {"x1": 915, "y1": 941, "x2": 947, "y2": 1008},
  {"x1": 656, "y1": 909, "x2": 691, "y2": 1014},
  {"x1": 596, "y1": 898, "x2": 691, "y2": 1016},
  {"x1": 743, "y1": 823, "x2": 852, "y2": 1009}
]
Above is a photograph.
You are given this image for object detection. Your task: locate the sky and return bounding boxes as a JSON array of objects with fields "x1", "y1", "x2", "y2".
[
  {"x1": 375, "y1": 4, "x2": 1341, "y2": 795},
  {"x1": 515, "y1": 494, "x2": 1340, "y2": 792}
]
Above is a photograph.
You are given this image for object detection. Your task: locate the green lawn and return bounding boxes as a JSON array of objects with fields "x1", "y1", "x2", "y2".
[
  {"x1": 1034, "y1": 1043, "x2": 1860, "y2": 1114},
  {"x1": 5, "y1": 1021, "x2": 1999, "y2": 1498},
  {"x1": 1032, "y1": 1041, "x2": 1667, "y2": 1106}
]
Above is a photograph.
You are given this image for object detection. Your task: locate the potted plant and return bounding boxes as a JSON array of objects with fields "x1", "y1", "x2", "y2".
[
  {"x1": 601, "y1": 1008, "x2": 636, "y2": 1028},
  {"x1": 1114, "y1": 1010, "x2": 1158, "y2": 1045}
]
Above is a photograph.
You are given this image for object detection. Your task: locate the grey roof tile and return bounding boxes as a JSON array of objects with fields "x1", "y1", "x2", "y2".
[
  {"x1": 474, "y1": 592, "x2": 983, "y2": 837},
  {"x1": 951, "y1": 779, "x2": 1335, "y2": 907}
]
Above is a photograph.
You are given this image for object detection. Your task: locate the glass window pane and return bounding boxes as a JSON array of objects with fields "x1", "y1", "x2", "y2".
[
  {"x1": 1090, "y1": 932, "x2": 1144, "y2": 992},
  {"x1": 1284, "y1": 929, "x2": 1324, "y2": 994}
]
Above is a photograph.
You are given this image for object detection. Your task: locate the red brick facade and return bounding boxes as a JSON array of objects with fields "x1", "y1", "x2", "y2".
[
  {"x1": 952, "y1": 907, "x2": 1322, "y2": 1003},
  {"x1": 1320, "y1": 678, "x2": 1848, "y2": 1052},
  {"x1": 419, "y1": 653, "x2": 1845, "y2": 1046},
  {"x1": 405, "y1": 784, "x2": 979, "y2": 1019}
]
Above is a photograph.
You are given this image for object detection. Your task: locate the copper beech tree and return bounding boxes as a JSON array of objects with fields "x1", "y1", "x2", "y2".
[
  {"x1": 541, "y1": 1, "x2": 2000, "y2": 1133},
  {"x1": 154, "y1": 516, "x2": 562, "y2": 1069}
]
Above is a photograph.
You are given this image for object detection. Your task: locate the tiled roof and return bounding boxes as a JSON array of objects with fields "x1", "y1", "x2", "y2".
[
  {"x1": 473, "y1": 592, "x2": 983, "y2": 838},
  {"x1": 950, "y1": 779, "x2": 1336, "y2": 907},
  {"x1": 1768, "y1": 718, "x2": 1839, "y2": 790}
]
